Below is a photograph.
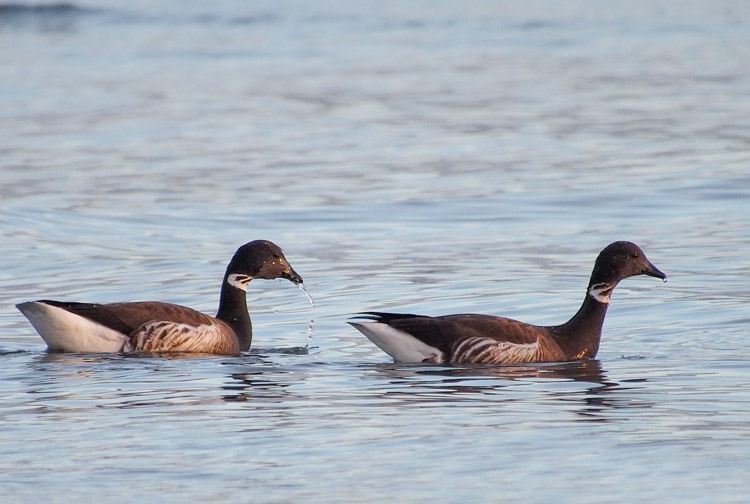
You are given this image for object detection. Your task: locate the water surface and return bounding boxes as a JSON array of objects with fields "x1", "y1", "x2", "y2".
[{"x1": 1, "y1": 1, "x2": 749, "y2": 503}]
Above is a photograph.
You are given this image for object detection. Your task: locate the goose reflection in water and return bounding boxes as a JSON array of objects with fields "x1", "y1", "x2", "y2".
[
  {"x1": 222, "y1": 370, "x2": 294, "y2": 403},
  {"x1": 368, "y1": 359, "x2": 654, "y2": 422}
]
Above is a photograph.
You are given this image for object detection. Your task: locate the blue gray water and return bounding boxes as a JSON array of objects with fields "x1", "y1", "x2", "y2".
[{"x1": 1, "y1": 1, "x2": 749, "y2": 502}]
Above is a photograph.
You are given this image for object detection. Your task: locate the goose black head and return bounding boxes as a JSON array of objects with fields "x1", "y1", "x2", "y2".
[
  {"x1": 589, "y1": 241, "x2": 666, "y2": 288},
  {"x1": 225, "y1": 240, "x2": 303, "y2": 290}
]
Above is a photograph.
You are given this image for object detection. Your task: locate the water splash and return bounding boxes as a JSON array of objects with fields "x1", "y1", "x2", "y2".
[{"x1": 298, "y1": 284, "x2": 315, "y2": 348}]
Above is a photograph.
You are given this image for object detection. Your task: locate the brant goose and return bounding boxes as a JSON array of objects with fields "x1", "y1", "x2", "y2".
[
  {"x1": 350, "y1": 241, "x2": 666, "y2": 364},
  {"x1": 16, "y1": 240, "x2": 302, "y2": 354}
]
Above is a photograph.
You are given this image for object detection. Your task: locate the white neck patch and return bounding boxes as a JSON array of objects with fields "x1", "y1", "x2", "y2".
[
  {"x1": 227, "y1": 273, "x2": 253, "y2": 292},
  {"x1": 588, "y1": 283, "x2": 612, "y2": 304}
]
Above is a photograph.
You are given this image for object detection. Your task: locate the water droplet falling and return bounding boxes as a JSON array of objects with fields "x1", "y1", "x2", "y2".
[
  {"x1": 298, "y1": 284, "x2": 315, "y2": 309},
  {"x1": 298, "y1": 284, "x2": 315, "y2": 347}
]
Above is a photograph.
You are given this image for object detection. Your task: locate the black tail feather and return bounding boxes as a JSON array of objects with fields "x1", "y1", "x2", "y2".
[{"x1": 350, "y1": 311, "x2": 426, "y2": 323}]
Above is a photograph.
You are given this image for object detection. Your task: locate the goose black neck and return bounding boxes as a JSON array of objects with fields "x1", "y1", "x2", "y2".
[
  {"x1": 553, "y1": 291, "x2": 609, "y2": 359},
  {"x1": 216, "y1": 274, "x2": 253, "y2": 350}
]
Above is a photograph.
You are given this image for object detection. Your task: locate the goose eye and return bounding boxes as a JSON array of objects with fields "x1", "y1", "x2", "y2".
[{"x1": 630, "y1": 253, "x2": 639, "y2": 259}]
